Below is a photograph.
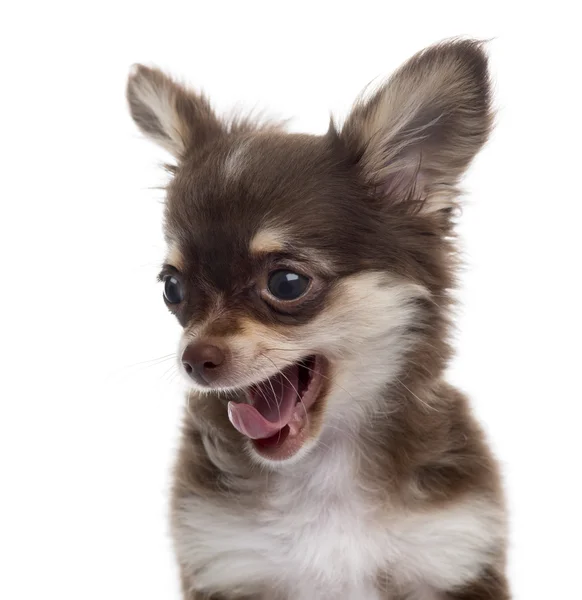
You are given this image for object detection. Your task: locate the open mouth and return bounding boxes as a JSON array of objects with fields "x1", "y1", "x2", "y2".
[{"x1": 227, "y1": 355, "x2": 327, "y2": 460}]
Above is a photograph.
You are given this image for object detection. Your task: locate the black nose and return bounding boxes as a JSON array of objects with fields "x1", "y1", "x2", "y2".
[{"x1": 182, "y1": 342, "x2": 226, "y2": 385}]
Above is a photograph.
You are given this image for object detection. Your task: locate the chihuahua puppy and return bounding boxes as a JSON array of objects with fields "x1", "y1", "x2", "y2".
[{"x1": 127, "y1": 40, "x2": 509, "y2": 599}]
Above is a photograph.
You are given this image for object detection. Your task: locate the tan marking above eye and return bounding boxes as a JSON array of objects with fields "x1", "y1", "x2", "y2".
[
  {"x1": 249, "y1": 228, "x2": 288, "y2": 255},
  {"x1": 166, "y1": 243, "x2": 185, "y2": 271}
]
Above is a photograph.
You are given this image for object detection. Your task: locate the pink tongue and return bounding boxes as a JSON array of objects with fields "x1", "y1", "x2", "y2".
[{"x1": 227, "y1": 364, "x2": 300, "y2": 440}]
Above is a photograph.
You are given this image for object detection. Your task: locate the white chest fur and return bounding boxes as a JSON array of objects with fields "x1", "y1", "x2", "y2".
[{"x1": 173, "y1": 442, "x2": 503, "y2": 599}]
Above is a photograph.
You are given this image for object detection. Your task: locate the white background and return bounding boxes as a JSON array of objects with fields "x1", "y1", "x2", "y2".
[{"x1": 1, "y1": 2, "x2": 580, "y2": 599}]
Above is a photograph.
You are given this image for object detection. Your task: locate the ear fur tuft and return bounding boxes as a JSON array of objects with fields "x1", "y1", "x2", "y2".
[{"x1": 126, "y1": 64, "x2": 223, "y2": 158}]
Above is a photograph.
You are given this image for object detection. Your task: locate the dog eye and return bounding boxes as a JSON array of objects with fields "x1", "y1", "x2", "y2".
[
  {"x1": 163, "y1": 275, "x2": 184, "y2": 304},
  {"x1": 267, "y1": 270, "x2": 310, "y2": 301}
]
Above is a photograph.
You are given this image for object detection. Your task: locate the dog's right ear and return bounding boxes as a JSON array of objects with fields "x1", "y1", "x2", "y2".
[{"x1": 126, "y1": 64, "x2": 224, "y2": 159}]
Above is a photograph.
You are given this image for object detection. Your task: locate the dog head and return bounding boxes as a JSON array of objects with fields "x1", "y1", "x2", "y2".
[{"x1": 127, "y1": 40, "x2": 492, "y2": 464}]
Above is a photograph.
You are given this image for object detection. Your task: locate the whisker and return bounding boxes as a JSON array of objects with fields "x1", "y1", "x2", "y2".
[
  {"x1": 263, "y1": 355, "x2": 308, "y2": 426},
  {"x1": 124, "y1": 353, "x2": 176, "y2": 369},
  {"x1": 165, "y1": 370, "x2": 181, "y2": 387},
  {"x1": 256, "y1": 384, "x2": 275, "y2": 415},
  {"x1": 265, "y1": 353, "x2": 361, "y2": 406},
  {"x1": 161, "y1": 362, "x2": 178, "y2": 382},
  {"x1": 395, "y1": 377, "x2": 438, "y2": 412},
  {"x1": 262, "y1": 346, "x2": 314, "y2": 353},
  {"x1": 264, "y1": 374, "x2": 283, "y2": 443}
]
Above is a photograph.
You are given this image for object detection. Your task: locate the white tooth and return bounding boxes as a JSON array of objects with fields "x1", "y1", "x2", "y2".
[
  {"x1": 227, "y1": 402, "x2": 237, "y2": 427},
  {"x1": 288, "y1": 422, "x2": 300, "y2": 436}
]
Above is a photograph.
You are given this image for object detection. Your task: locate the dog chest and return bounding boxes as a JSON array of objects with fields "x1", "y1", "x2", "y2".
[{"x1": 173, "y1": 449, "x2": 501, "y2": 598}]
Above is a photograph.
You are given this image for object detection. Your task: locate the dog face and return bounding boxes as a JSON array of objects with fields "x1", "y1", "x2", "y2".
[{"x1": 127, "y1": 40, "x2": 492, "y2": 464}]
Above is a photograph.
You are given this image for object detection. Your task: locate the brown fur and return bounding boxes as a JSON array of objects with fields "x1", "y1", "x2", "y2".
[{"x1": 128, "y1": 39, "x2": 509, "y2": 599}]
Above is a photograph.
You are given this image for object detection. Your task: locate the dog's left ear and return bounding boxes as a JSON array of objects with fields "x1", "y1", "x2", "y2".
[
  {"x1": 126, "y1": 64, "x2": 224, "y2": 159},
  {"x1": 341, "y1": 39, "x2": 493, "y2": 213}
]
